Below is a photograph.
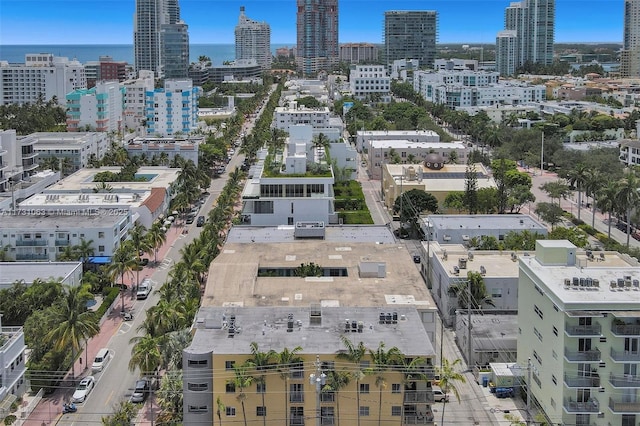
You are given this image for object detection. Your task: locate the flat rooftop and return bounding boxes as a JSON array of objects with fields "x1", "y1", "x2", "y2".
[
  {"x1": 467, "y1": 314, "x2": 518, "y2": 352},
  {"x1": 30, "y1": 132, "x2": 102, "y2": 147},
  {"x1": 357, "y1": 130, "x2": 439, "y2": 138},
  {"x1": 49, "y1": 167, "x2": 180, "y2": 192},
  {"x1": 427, "y1": 243, "x2": 521, "y2": 279},
  {"x1": 0, "y1": 261, "x2": 81, "y2": 286},
  {"x1": 227, "y1": 225, "x2": 396, "y2": 244},
  {"x1": 187, "y1": 306, "x2": 435, "y2": 356},
  {"x1": 0, "y1": 209, "x2": 127, "y2": 228},
  {"x1": 203, "y1": 237, "x2": 435, "y2": 311},
  {"x1": 524, "y1": 249, "x2": 640, "y2": 308},
  {"x1": 371, "y1": 140, "x2": 465, "y2": 149},
  {"x1": 20, "y1": 191, "x2": 149, "y2": 208},
  {"x1": 424, "y1": 214, "x2": 547, "y2": 232}
]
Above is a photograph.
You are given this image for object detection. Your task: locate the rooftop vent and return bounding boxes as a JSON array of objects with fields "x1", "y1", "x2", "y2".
[
  {"x1": 511, "y1": 252, "x2": 517, "y2": 262},
  {"x1": 287, "y1": 313, "x2": 294, "y2": 332},
  {"x1": 453, "y1": 266, "x2": 460, "y2": 275},
  {"x1": 458, "y1": 258, "x2": 467, "y2": 269},
  {"x1": 480, "y1": 265, "x2": 487, "y2": 276},
  {"x1": 309, "y1": 303, "x2": 322, "y2": 325},
  {"x1": 468, "y1": 251, "x2": 474, "y2": 261}
]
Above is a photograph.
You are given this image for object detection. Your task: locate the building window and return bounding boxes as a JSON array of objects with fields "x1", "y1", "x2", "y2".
[
  {"x1": 187, "y1": 359, "x2": 208, "y2": 367},
  {"x1": 257, "y1": 383, "x2": 266, "y2": 393},
  {"x1": 98, "y1": 232, "x2": 105, "y2": 238},
  {"x1": 360, "y1": 383, "x2": 370, "y2": 394},
  {"x1": 391, "y1": 406, "x2": 402, "y2": 416},
  {"x1": 188, "y1": 405, "x2": 208, "y2": 413},
  {"x1": 551, "y1": 375, "x2": 557, "y2": 385},
  {"x1": 533, "y1": 350, "x2": 542, "y2": 365},
  {"x1": 98, "y1": 245, "x2": 105, "y2": 252},
  {"x1": 226, "y1": 407, "x2": 236, "y2": 416},
  {"x1": 392, "y1": 383, "x2": 401, "y2": 393},
  {"x1": 534, "y1": 305, "x2": 543, "y2": 320},
  {"x1": 187, "y1": 382, "x2": 208, "y2": 391},
  {"x1": 256, "y1": 406, "x2": 266, "y2": 416},
  {"x1": 491, "y1": 288, "x2": 502, "y2": 298},
  {"x1": 226, "y1": 382, "x2": 235, "y2": 393},
  {"x1": 552, "y1": 326, "x2": 558, "y2": 336},
  {"x1": 225, "y1": 361, "x2": 235, "y2": 370},
  {"x1": 534, "y1": 327, "x2": 543, "y2": 342},
  {"x1": 359, "y1": 406, "x2": 370, "y2": 416}
]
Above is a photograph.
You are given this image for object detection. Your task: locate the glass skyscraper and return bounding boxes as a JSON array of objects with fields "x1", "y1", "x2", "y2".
[
  {"x1": 384, "y1": 11, "x2": 438, "y2": 69},
  {"x1": 296, "y1": 0, "x2": 339, "y2": 77}
]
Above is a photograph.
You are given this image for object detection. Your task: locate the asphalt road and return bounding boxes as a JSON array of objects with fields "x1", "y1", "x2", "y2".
[{"x1": 54, "y1": 87, "x2": 274, "y2": 425}]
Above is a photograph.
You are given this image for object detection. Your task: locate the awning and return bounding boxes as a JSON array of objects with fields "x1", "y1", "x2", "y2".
[
  {"x1": 566, "y1": 311, "x2": 605, "y2": 318},
  {"x1": 88, "y1": 256, "x2": 111, "y2": 264},
  {"x1": 0, "y1": 393, "x2": 17, "y2": 415}
]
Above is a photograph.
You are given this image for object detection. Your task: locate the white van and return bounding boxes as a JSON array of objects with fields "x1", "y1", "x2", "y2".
[{"x1": 92, "y1": 348, "x2": 111, "y2": 373}]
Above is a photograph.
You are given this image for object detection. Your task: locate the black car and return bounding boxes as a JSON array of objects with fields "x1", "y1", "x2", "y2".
[
  {"x1": 196, "y1": 216, "x2": 205, "y2": 227},
  {"x1": 130, "y1": 379, "x2": 150, "y2": 403}
]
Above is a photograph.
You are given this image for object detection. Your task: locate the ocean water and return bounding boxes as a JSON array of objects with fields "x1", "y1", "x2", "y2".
[{"x1": 0, "y1": 44, "x2": 292, "y2": 66}]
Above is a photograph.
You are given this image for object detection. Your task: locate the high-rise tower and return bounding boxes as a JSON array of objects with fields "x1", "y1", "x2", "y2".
[
  {"x1": 296, "y1": 0, "x2": 339, "y2": 77},
  {"x1": 495, "y1": 0, "x2": 554, "y2": 76},
  {"x1": 134, "y1": 0, "x2": 189, "y2": 78},
  {"x1": 384, "y1": 11, "x2": 438, "y2": 68},
  {"x1": 622, "y1": 0, "x2": 640, "y2": 77},
  {"x1": 235, "y1": 6, "x2": 272, "y2": 70}
]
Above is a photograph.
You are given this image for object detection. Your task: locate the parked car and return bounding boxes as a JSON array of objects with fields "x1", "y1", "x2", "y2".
[
  {"x1": 185, "y1": 215, "x2": 195, "y2": 224},
  {"x1": 196, "y1": 216, "x2": 205, "y2": 227},
  {"x1": 72, "y1": 376, "x2": 96, "y2": 402},
  {"x1": 136, "y1": 280, "x2": 152, "y2": 300},
  {"x1": 432, "y1": 387, "x2": 449, "y2": 402},
  {"x1": 130, "y1": 378, "x2": 150, "y2": 403},
  {"x1": 495, "y1": 387, "x2": 515, "y2": 398}
]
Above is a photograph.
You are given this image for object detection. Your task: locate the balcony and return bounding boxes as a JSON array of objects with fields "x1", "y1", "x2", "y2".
[
  {"x1": 564, "y1": 374, "x2": 600, "y2": 388},
  {"x1": 611, "y1": 323, "x2": 640, "y2": 336},
  {"x1": 565, "y1": 323, "x2": 602, "y2": 337},
  {"x1": 563, "y1": 398, "x2": 599, "y2": 413},
  {"x1": 610, "y1": 374, "x2": 640, "y2": 388},
  {"x1": 610, "y1": 348, "x2": 640, "y2": 362},
  {"x1": 15, "y1": 239, "x2": 47, "y2": 246},
  {"x1": 609, "y1": 397, "x2": 640, "y2": 413},
  {"x1": 404, "y1": 390, "x2": 433, "y2": 403},
  {"x1": 564, "y1": 348, "x2": 601, "y2": 362},
  {"x1": 15, "y1": 253, "x2": 49, "y2": 261},
  {"x1": 404, "y1": 410, "x2": 435, "y2": 424},
  {"x1": 55, "y1": 239, "x2": 70, "y2": 246}
]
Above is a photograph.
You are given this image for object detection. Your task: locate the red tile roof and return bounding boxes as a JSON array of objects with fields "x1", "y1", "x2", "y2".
[{"x1": 142, "y1": 187, "x2": 166, "y2": 214}]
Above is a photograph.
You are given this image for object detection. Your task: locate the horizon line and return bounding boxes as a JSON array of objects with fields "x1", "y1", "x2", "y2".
[{"x1": 3, "y1": 41, "x2": 624, "y2": 46}]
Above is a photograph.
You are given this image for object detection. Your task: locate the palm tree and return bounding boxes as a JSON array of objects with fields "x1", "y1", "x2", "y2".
[
  {"x1": 336, "y1": 336, "x2": 367, "y2": 426},
  {"x1": 450, "y1": 271, "x2": 495, "y2": 310},
  {"x1": 146, "y1": 222, "x2": 167, "y2": 264},
  {"x1": 539, "y1": 180, "x2": 571, "y2": 207},
  {"x1": 216, "y1": 396, "x2": 225, "y2": 426},
  {"x1": 155, "y1": 370, "x2": 184, "y2": 424},
  {"x1": 323, "y1": 370, "x2": 351, "y2": 426},
  {"x1": 106, "y1": 241, "x2": 137, "y2": 289},
  {"x1": 128, "y1": 223, "x2": 152, "y2": 290},
  {"x1": 128, "y1": 334, "x2": 161, "y2": 375},
  {"x1": 74, "y1": 238, "x2": 95, "y2": 269},
  {"x1": 44, "y1": 285, "x2": 99, "y2": 381},
  {"x1": 159, "y1": 329, "x2": 192, "y2": 370},
  {"x1": 584, "y1": 169, "x2": 603, "y2": 228},
  {"x1": 566, "y1": 163, "x2": 589, "y2": 221},
  {"x1": 247, "y1": 342, "x2": 276, "y2": 426},
  {"x1": 228, "y1": 364, "x2": 254, "y2": 426},
  {"x1": 437, "y1": 358, "x2": 466, "y2": 426},
  {"x1": 145, "y1": 299, "x2": 187, "y2": 337},
  {"x1": 597, "y1": 179, "x2": 619, "y2": 239},
  {"x1": 276, "y1": 346, "x2": 303, "y2": 426},
  {"x1": 616, "y1": 171, "x2": 640, "y2": 247},
  {"x1": 367, "y1": 342, "x2": 402, "y2": 426}
]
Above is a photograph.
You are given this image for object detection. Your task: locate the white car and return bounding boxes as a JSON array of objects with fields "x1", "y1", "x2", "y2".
[
  {"x1": 136, "y1": 280, "x2": 152, "y2": 300},
  {"x1": 72, "y1": 376, "x2": 95, "y2": 402}
]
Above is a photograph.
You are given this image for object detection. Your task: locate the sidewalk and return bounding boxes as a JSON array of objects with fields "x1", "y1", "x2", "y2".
[{"x1": 24, "y1": 221, "x2": 186, "y2": 426}]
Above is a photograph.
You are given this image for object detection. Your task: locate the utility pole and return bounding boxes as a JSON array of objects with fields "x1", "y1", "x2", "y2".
[
  {"x1": 526, "y1": 357, "x2": 532, "y2": 425},
  {"x1": 309, "y1": 355, "x2": 326, "y2": 426},
  {"x1": 467, "y1": 278, "x2": 473, "y2": 370}
]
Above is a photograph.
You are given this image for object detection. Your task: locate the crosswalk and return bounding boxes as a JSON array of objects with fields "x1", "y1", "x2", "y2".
[{"x1": 159, "y1": 258, "x2": 173, "y2": 270}]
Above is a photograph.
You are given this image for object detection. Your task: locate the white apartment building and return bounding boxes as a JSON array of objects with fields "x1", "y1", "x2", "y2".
[
  {"x1": 235, "y1": 6, "x2": 271, "y2": 70},
  {"x1": 390, "y1": 59, "x2": 420, "y2": 81},
  {"x1": 66, "y1": 80, "x2": 124, "y2": 132},
  {"x1": 241, "y1": 149, "x2": 336, "y2": 226},
  {"x1": 356, "y1": 129, "x2": 441, "y2": 152},
  {"x1": 145, "y1": 79, "x2": 200, "y2": 137},
  {"x1": 125, "y1": 135, "x2": 202, "y2": 166},
  {"x1": 434, "y1": 58, "x2": 479, "y2": 71},
  {"x1": 496, "y1": 30, "x2": 519, "y2": 76},
  {"x1": 339, "y1": 42, "x2": 379, "y2": 63},
  {"x1": 19, "y1": 166, "x2": 180, "y2": 228},
  {"x1": 518, "y1": 240, "x2": 640, "y2": 426},
  {"x1": 32, "y1": 132, "x2": 109, "y2": 172},
  {"x1": 273, "y1": 101, "x2": 331, "y2": 131},
  {"x1": 0, "y1": 209, "x2": 131, "y2": 261},
  {"x1": 0, "y1": 316, "x2": 27, "y2": 414},
  {"x1": 123, "y1": 70, "x2": 155, "y2": 132},
  {"x1": 349, "y1": 64, "x2": 391, "y2": 103},
  {"x1": 0, "y1": 130, "x2": 60, "y2": 211},
  {"x1": 413, "y1": 70, "x2": 546, "y2": 109},
  {"x1": 368, "y1": 140, "x2": 466, "y2": 180},
  {"x1": 0, "y1": 54, "x2": 86, "y2": 106}
]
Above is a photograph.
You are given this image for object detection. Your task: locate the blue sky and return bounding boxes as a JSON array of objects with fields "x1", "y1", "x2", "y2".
[{"x1": 0, "y1": 0, "x2": 624, "y2": 45}]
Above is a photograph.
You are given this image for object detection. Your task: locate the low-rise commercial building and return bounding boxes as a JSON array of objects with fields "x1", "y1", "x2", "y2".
[
  {"x1": 125, "y1": 135, "x2": 203, "y2": 166},
  {"x1": 274, "y1": 101, "x2": 331, "y2": 131},
  {"x1": 0, "y1": 261, "x2": 82, "y2": 290},
  {"x1": 381, "y1": 159, "x2": 495, "y2": 209},
  {"x1": 349, "y1": 64, "x2": 391, "y2": 103},
  {"x1": 455, "y1": 313, "x2": 518, "y2": 367},
  {"x1": 356, "y1": 130, "x2": 441, "y2": 153}
]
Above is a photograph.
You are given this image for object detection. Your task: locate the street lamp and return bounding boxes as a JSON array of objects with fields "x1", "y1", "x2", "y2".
[{"x1": 309, "y1": 355, "x2": 326, "y2": 426}]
